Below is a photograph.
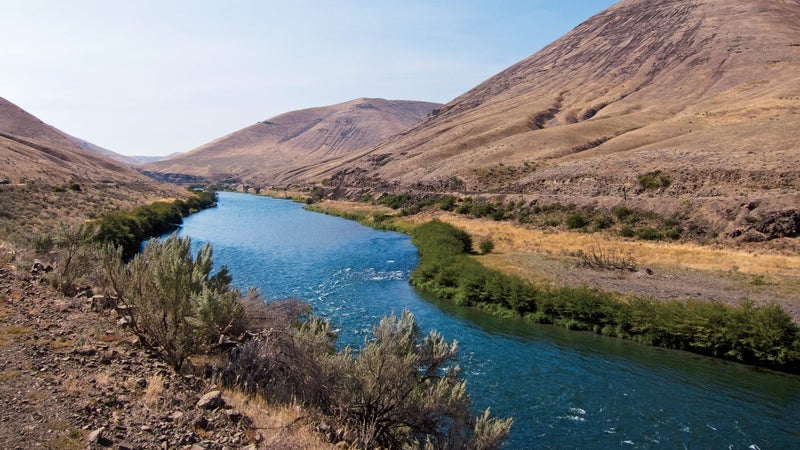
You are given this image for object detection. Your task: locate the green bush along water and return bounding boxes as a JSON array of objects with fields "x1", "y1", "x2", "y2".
[
  {"x1": 409, "y1": 219, "x2": 800, "y2": 373},
  {"x1": 93, "y1": 188, "x2": 216, "y2": 259}
]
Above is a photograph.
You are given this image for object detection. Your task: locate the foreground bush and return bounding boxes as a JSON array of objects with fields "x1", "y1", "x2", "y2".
[
  {"x1": 102, "y1": 235, "x2": 245, "y2": 370},
  {"x1": 223, "y1": 309, "x2": 512, "y2": 449},
  {"x1": 93, "y1": 231, "x2": 510, "y2": 447}
]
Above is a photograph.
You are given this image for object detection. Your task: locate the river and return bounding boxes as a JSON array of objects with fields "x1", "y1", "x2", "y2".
[{"x1": 172, "y1": 192, "x2": 800, "y2": 449}]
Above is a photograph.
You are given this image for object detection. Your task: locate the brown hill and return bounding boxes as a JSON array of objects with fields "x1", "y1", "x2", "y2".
[
  {"x1": 300, "y1": 0, "x2": 800, "y2": 240},
  {"x1": 0, "y1": 97, "x2": 187, "y2": 237},
  {"x1": 56, "y1": 129, "x2": 142, "y2": 167},
  {"x1": 142, "y1": 98, "x2": 440, "y2": 186}
]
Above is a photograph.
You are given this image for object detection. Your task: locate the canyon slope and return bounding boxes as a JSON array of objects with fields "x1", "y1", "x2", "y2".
[
  {"x1": 300, "y1": 0, "x2": 800, "y2": 238},
  {"x1": 0, "y1": 97, "x2": 187, "y2": 234},
  {"x1": 143, "y1": 98, "x2": 440, "y2": 186}
]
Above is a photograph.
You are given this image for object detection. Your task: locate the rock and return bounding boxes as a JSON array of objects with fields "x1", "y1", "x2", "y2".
[
  {"x1": 87, "y1": 426, "x2": 105, "y2": 444},
  {"x1": 225, "y1": 410, "x2": 242, "y2": 423},
  {"x1": 196, "y1": 390, "x2": 225, "y2": 410},
  {"x1": 241, "y1": 445, "x2": 257, "y2": 450},
  {"x1": 73, "y1": 345, "x2": 97, "y2": 356},
  {"x1": 90, "y1": 295, "x2": 116, "y2": 311},
  {"x1": 168, "y1": 411, "x2": 185, "y2": 422},
  {"x1": 755, "y1": 209, "x2": 800, "y2": 239},
  {"x1": 31, "y1": 259, "x2": 53, "y2": 274},
  {"x1": 117, "y1": 316, "x2": 132, "y2": 327},
  {"x1": 193, "y1": 416, "x2": 210, "y2": 430}
]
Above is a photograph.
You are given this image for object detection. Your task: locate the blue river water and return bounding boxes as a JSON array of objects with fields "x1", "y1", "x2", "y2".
[{"x1": 172, "y1": 192, "x2": 800, "y2": 449}]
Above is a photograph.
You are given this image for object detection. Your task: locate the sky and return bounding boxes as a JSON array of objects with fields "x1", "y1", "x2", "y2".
[{"x1": 1, "y1": 0, "x2": 617, "y2": 157}]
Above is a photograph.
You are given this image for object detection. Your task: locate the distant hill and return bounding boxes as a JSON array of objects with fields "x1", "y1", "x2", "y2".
[
  {"x1": 129, "y1": 153, "x2": 183, "y2": 165},
  {"x1": 298, "y1": 0, "x2": 800, "y2": 239},
  {"x1": 54, "y1": 128, "x2": 142, "y2": 167},
  {"x1": 0, "y1": 97, "x2": 187, "y2": 236},
  {"x1": 143, "y1": 98, "x2": 440, "y2": 186}
]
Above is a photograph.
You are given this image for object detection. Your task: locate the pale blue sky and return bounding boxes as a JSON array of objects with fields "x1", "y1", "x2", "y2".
[{"x1": 1, "y1": 0, "x2": 616, "y2": 156}]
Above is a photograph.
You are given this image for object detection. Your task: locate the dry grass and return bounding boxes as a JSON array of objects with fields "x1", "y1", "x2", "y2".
[
  {"x1": 312, "y1": 199, "x2": 800, "y2": 319},
  {"x1": 47, "y1": 430, "x2": 86, "y2": 450},
  {"x1": 142, "y1": 373, "x2": 166, "y2": 412},
  {"x1": 430, "y1": 213, "x2": 800, "y2": 277},
  {"x1": 0, "y1": 324, "x2": 33, "y2": 347},
  {"x1": 314, "y1": 199, "x2": 800, "y2": 277},
  {"x1": 0, "y1": 369, "x2": 20, "y2": 383},
  {"x1": 223, "y1": 389, "x2": 335, "y2": 449}
]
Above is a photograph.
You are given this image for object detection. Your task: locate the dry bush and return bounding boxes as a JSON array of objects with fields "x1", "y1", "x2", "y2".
[
  {"x1": 223, "y1": 389, "x2": 335, "y2": 449},
  {"x1": 578, "y1": 245, "x2": 638, "y2": 271},
  {"x1": 222, "y1": 309, "x2": 512, "y2": 450}
]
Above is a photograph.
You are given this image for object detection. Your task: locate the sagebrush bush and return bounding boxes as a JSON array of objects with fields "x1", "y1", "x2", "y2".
[
  {"x1": 102, "y1": 234, "x2": 245, "y2": 370},
  {"x1": 479, "y1": 239, "x2": 495, "y2": 255},
  {"x1": 223, "y1": 310, "x2": 512, "y2": 449}
]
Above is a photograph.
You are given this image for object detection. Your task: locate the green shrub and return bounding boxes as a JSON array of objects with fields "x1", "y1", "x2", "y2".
[
  {"x1": 635, "y1": 227, "x2": 662, "y2": 240},
  {"x1": 378, "y1": 193, "x2": 411, "y2": 210},
  {"x1": 479, "y1": 239, "x2": 495, "y2": 255},
  {"x1": 566, "y1": 213, "x2": 588, "y2": 229},
  {"x1": 612, "y1": 206, "x2": 637, "y2": 223},
  {"x1": 637, "y1": 170, "x2": 671, "y2": 190},
  {"x1": 438, "y1": 196, "x2": 457, "y2": 211},
  {"x1": 101, "y1": 235, "x2": 245, "y2": 370},
  {"x1": 409, "y1": 219, "x2": 800, "y2": 373},
  {"x1": 620, "y1": 225, "x2": 636, "y2": 237},
  {"x1": 593, "y1": 215, "x2": 613, "y2": 230}
]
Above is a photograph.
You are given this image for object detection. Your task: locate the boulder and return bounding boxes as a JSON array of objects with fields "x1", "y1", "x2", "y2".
[{"x1": 196, "y1": 390, "x2": 225, "y2": 410}]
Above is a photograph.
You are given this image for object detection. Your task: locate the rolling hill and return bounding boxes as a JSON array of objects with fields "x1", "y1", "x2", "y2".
[
  {"x1": 0, "y1": 97, "x2": 187, "y2": 236},
  {"x1": 295, "y1": 0, "x2": 800, "y2": 240},
  {"x1": 143, "y1": 98, "x2": 440, "y2": 186}
]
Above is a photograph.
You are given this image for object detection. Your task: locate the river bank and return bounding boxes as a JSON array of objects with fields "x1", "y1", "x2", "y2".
[{"x1": 307, "y1": 199, "x2": 800, "y2": 323}]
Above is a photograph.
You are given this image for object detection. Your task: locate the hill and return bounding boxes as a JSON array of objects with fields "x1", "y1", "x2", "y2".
[
  {"x1": 142, "y1": 98, "x2": 440, "y2": 186},
  {"x1": 301, "y1": 0, "x2": 800, "y2": 241},
  {"x1": 55, "y1": 128, "x2": 142, "y2": 167},
  {"x1": 0, "y1": 97, "x2": 187, "y2": 238}
]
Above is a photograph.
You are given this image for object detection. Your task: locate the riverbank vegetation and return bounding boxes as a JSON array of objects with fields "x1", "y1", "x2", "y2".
[
  {"x1": 96, "y1": 235, "x2": 511, "y2": 449},
  {"x1": 93, "y1": 188, "x2": 217, "y2": 259},
  {"x1": 409, "y1": 219, "x2": 800, "y2": 373},
  {"x1": 20, "y1": 188, "x2": 217, "y2": 296},
  {"x1": 298, "y1": 199, "x2": 800, "y2": 372}
]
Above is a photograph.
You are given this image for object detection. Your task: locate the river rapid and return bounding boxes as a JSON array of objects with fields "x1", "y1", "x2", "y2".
[{"x1": 171, "y1": 192, "x2": 800, "y2": 449}]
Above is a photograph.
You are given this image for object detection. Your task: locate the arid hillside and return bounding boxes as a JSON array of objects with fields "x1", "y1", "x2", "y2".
[
  {"x1": 57, "y1": 128, "x2": 142, "y2": 167},
  {"x1": 0, "y1": 97, "x2": 187, "y2": 237},
  {"x1": 299, "y1": 0, "x2": 800, "y2": 240},
  {"x1": 143, "y1": 98, "x2": 440, "y2": 186}
]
